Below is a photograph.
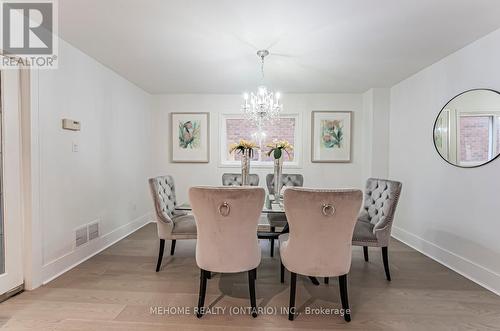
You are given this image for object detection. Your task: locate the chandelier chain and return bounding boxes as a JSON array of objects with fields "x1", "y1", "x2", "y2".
[
  {"x1": 260, "y1": 54, "x2": 265, "y2": 79},
  {"x1": 241, "y1": 49, "x2": 282, "y2": 129}
]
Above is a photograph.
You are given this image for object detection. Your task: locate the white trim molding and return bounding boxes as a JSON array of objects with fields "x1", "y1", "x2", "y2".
[
  {"x1": 392, "y1": 226, "x2": 500, "y2": 296},
  {"x1": 41, "y1": 213, "x2": 152, "y2": 285}
]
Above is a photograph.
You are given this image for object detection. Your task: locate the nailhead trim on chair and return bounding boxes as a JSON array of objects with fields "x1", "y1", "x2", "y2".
[
  {"x1": 361, "y1": 178, "x2": 402, "y2": 229},
  {"x1": 353, "y1": 178, "x2": 402, "y2": 246},
  {"x1": 151, "y1": 175, "x2": 178, "y2": 221}
]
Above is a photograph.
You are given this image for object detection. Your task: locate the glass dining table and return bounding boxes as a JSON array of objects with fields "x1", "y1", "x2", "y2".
[
  {"x1": 176, "y1": 194, "x2": 287, "y2": 232},
  {"x1": 175, "y1": 195, "x2": 321, "y2": 285},
  {"x1": 176, "y1": 195, "x2": 283, "y2": 212}
]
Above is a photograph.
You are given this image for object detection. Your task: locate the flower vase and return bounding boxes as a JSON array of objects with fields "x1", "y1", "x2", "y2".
[
  {"x1": 273, "y1": 156, "x2": 284, "y2": 202},
  {"x1": 241, "y1": 149, "x2": 251, "y2": 186}
]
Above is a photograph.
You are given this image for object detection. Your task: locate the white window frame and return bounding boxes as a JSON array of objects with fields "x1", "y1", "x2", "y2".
[{"x1": 219, "y1": 113, "x2": 301, "y2": 168}]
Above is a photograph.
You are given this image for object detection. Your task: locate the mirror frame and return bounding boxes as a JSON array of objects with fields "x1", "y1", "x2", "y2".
[{"x1": 433, "y1": 88, "x2": 500, "y2": 168}]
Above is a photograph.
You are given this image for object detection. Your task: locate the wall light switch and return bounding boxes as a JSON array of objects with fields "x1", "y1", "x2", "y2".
[{"x1": 72, "y1": 142, "x2": 79, "y2": 152}]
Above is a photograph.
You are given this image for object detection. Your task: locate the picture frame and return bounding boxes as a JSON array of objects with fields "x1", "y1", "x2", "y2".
[
  {"x1": 171, "y1": 112, "x2": 210, "y2": 163},
  {"x1": 311, "y1": 111, "x2": 352, "y2": 163}
]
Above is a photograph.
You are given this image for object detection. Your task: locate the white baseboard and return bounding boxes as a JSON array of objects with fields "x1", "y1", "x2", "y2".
[
  {"x1": 392, "y1": 226, "x2": 500, "y2": 296},
  {"x1": 41, "y1": 213, "x2": 153, "y2": 285}
]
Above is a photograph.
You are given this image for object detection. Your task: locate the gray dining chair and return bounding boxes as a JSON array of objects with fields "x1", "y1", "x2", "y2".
[
  {"x1": 266, "y1": 174, "x2": 304, "y2": 257},
  {"x1": 189, "y1": 186, "x2": 265, "y2": 318},
  {"x1": 148, "y1": 175, "x2": 197, "y2": 272},
  {"x1": 352, "y1": 178, "x2": 402, "y2": 281},
  {"x1": 279, "y1": 188, "x2": 363, "y2": 322},
  {"x1": 222, "y1": 173, "x2": 260, "y2": 186}
]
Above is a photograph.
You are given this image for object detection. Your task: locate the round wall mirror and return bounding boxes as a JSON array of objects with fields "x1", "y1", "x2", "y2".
[{"x1": 434, "y1": 89, "x2": 500, "y2": 168}]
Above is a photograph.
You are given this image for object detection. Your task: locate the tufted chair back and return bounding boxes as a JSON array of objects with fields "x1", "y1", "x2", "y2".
[
  {"x1": 266, "y1": 174, "x2": 304, "y2": 195},
  {"x1": 149, "y1": 175, "x2": 180, "y2": 237},
  {"x1": 359, "y1": 178, "x2": 402, "y2": 243},
  {"x1": 222, "y1": 173, "x2": 260, "y2": 186}
]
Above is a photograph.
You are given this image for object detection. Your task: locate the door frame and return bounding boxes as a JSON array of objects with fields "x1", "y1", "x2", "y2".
[{"x1": 0, "y1": 64, "x2": 25, "y2": 298}]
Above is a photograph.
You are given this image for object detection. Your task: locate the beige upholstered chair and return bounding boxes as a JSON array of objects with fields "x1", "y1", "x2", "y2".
[
  {"x1": 189, "y1": 186, "x2": 265, "y2": 318},
  {"x1": 148, "y1": 176, "x2": 197, "y2": 272},
  {"x1": 352, "y1": 178, "x2": 402, "y2": 281},
  {"x1": 222, "y1": 173, "x2": 260, "y2": 186},
  {"x1": 279, "y1": 188, "x2": 362, "y2": 322},
  {"x1": 265, "y1": 174, "x2": 304, "y2": 257}
]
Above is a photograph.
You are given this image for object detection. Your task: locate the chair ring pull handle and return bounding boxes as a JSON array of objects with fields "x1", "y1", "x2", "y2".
[
  {"x1": 218, "y1": 202, "x2": 230, "y2": 217},
  {"x1": 322, "y1": 204, "x2": 335, "y2": 216}
]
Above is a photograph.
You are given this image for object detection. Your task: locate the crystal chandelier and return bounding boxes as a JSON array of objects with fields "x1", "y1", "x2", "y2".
[{"x1": 241, "y1": 50, "x2": 282, "y2": 128}]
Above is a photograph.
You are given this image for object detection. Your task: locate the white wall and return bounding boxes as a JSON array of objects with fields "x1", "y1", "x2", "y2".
[
  {"x1": 152, "y1": 93, "x2": 366, "y2": 203},
  {"x1": 25, "y1": 39, "x2": 153, "y2": 287},
  {"x1": 389, "y1": 28, "x2": 500, "y2": 294},
  {"x1": 362, "y1": 88, "x2": 391, "y2": 179}
]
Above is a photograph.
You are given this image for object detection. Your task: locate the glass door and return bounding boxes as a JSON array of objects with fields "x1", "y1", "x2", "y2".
[
  {"x1": 0, "y1": 65, "x2": 24, "y2": 300},
  {"x1": 0, "y1": 70, "x2": 3, "y2": 276}
]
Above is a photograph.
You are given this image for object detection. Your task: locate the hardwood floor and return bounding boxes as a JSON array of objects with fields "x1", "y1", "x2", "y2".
[{"x1": 1, "y1": 223, "x2": 499, "y2": 330}]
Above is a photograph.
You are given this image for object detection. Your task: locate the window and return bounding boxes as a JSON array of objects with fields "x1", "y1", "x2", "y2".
[
  {"x1": 458, "y1": 114, "x2": 500, "y2": 166},
  {"x1": 220, "y1": 114, "x2": 300, "y2": 167},
  {"x1": 497, "y1": 116, "x2": 500, "y2": 154},
  {"x1": 459, "y1": 116, "x2": 491, "y2": 164}
]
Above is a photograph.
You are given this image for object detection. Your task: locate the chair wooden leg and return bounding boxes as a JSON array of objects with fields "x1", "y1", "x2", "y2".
[
  {"x1": 363, "y1": 246, "x2": 369, "y2": 262},
  {"x1": 382, "y1": 246, "x2": 391, "y2": 281},
  {"x1": 197, "y1": 269, "x2": 208, "y2": 318},
  {"x1": 269, "y1": 226, "x2": 275, "y2": 257},
  {"x1": 206, "y1": 271, "x2": 211, "y2": 279},
  {"x1": 280, "y1": 260, "x2": 285, "y2": 283},
  {"x1": 324, "y1": 277, "x2": 329, "y2": 284},
  {"x1": 289, "y1": 272, "x2": 297, "y2": 321},
  {"x1": 155, "y1": 239, "x2": 165, "y2": 272},
  {"x1": 309, "y1": 276, "x2": 320, "y2": 286},
  {"x1": 338, "y1": 274, "x2": 351, "y2": 322},
  {"x1": 248, "y1": 269, "x2": 258, "y2": 318},
  {"x1": 170, "y1": 240, "x2": 176, "y2": 256}
]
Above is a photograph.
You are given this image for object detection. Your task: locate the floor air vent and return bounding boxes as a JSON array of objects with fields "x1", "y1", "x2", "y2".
[
  {"x1": 75, "y1": 226, "x2": 88, "y2": 247},
  {"x1": 88, "y1": 222, "x2": 99, "y2": 240}
]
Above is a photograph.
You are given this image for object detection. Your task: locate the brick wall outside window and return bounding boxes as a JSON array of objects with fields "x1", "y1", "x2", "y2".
[
  {"x1": 497, "y1": 117, "x2": 500, "y2": 154},
  {"x1": 459, "y1": 116, "x2": 490, "y2": 162},
  {"x1": 225, "y1": 117, "x2": 296, "y2": 162}
]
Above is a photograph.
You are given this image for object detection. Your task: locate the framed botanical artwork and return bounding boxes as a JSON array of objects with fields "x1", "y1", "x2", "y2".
[
  {"x1": 311, "y1": 111, "x2": 352, "y2": 163},
  {"x1": 171, "y1": 112, "x2": 210, "y2": 163}
]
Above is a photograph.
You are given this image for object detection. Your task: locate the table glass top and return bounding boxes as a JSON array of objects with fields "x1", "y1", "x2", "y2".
[{"x1": 176, "y1": 195, "x2": 284, "y2": 214}]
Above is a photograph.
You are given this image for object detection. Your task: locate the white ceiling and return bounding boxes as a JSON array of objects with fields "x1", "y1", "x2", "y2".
[{"x1": 59, "y1": 0, "x2": 500, "y2": 94}]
